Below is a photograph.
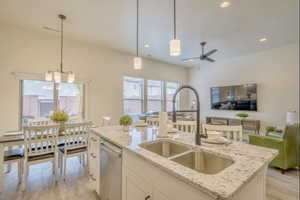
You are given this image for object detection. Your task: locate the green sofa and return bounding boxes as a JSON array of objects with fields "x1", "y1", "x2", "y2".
[{"x1": 249, "y1": 123, "x2": 299, "y2": 173}]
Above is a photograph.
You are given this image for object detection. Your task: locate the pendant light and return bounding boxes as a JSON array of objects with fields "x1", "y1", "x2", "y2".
[
  {"x1": 134, "y1": 0, "x2": 142, "y2": 70},
  {"x1": 45, "y1": 14, "x2": 75, "y2": 83},
  {"x1": 170, "y1": 0, "x2": 181, "y2": 56}
]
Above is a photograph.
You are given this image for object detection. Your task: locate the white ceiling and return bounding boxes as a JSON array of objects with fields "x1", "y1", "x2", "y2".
[{"x1": 0, "y1": 0, "x2": 298, "y2": 67}]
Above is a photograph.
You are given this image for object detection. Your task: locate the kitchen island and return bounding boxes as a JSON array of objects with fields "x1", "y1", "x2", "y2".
[{"x1": 89, "y1": 126, "x2": 277, "y2": 200}]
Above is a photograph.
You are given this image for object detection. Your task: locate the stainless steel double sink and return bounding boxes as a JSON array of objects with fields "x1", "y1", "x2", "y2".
[{"x1": 139, "y1": 140, "x2": 233, "y2": 175}]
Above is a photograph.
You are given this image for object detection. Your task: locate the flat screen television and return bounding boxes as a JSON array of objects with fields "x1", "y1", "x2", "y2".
[{"x1": 210, "y1": 84, "x2": 257, "y2": 111}]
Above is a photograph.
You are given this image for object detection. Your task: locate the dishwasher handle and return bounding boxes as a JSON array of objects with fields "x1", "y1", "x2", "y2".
[{"x1": 101, "y1": 142, "x2": 122, "y2": 157}]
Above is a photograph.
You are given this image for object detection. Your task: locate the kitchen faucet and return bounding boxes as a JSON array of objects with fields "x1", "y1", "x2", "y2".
[{"x1": 172, "y1": 85, "x2": 207, "y2": 145}]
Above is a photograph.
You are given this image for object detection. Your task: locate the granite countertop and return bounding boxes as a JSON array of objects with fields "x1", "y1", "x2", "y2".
[{"x1": 92, "y1": 126, "x2": 278, "y2": 200}]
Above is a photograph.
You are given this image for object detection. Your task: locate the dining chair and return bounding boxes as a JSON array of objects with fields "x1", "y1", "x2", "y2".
[
  {"x1": 101, "y1": 116, "x2": 112, "y2": 127},
  {"x1": 173, "y1": 120, "x2": 197, "y2": 133},
  {"x1": 202, "y1": 124, "x2": 243, "y2": 142},
  {"x1": 146, "y1": 117, "x2": 159, "y2": 127},
  {"x1": 58, "y1": 122, "x2": 91, "y2": 181},
  {"x1": 3, "y1": 148, "x2": 23, "y2": 185},
  {"x1": 27, "y1": 118, "x2": 51, "y2": 126},
  {"x1": 22, "y1": 125, "x2": 60, "y2": 191}
]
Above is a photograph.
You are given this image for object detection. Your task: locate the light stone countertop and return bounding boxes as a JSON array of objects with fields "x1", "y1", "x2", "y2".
[{"x1": 92, "y1": 126, "x2": 278, "y2": 200}]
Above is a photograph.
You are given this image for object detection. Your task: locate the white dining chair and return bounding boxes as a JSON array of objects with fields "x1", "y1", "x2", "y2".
[
  {"x1": 3, "y1": 149, "x2": 23, "y2": 185},
  {"x1": 202, "y1": 124, "x2": 243, "y2": 142},
  {"x1": 146, "y1": 117, "x2": 159, "y2": 127},
  {"x1": 22, "y1": 125, "x2": 60, "y2": 191},
  {"x1": 27, "y1": 118, "x2": 51, "y2": 126},
  {"x1": 101, "y1": 116, "x2": 112, "y2": 127},
  {"x1": 173, "y1": 120, "x2": 197, "y2": 133},
  {"x1": 58, "y1": 122, "x2": 91, "y2": 181}
]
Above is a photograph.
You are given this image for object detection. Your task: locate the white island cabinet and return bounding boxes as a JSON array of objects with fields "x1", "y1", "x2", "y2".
[
  {"x1": 123, "y1": 149, "x2": 217, "y2": 200},
  {"x1": 88, "y1": 132, "x2": 101, "y2": 195},
  {"x1": 123, "y1": 149, "x2": 268, "y2": 200},
  {"x1": 90, "y1": 126, "x2": 277, "y2": 200}
]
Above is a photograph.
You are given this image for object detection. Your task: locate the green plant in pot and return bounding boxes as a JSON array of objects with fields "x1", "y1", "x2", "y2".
[
  {"x1": 119, "y1": 115, "x2": 133, "y2": 132},
  {"x1": 236, "y1": 113, "x2": 249, "y2": 119},
  {"x1": 51, "y1": 110, "x2": 69, "y2": 133}
]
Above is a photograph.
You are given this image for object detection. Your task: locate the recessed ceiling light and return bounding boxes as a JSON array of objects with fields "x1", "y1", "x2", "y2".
[
  {"x1": 220, "y1": 1, "x2": 231, "y2": 8},
  {"x1": 259, "y1": 38, "x2": 267, "y2": 42},
  {"x1": 144, "y1": 44, "x2": 150, "y2": 48}
]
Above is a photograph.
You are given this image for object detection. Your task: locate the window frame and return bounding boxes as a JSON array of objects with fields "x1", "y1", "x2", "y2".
[
  {"x1": 122, "y1": 76, "x2": 145, "y2": 115},
  {"x1": 146, "y1": 79, "x2": 164, "y2": 113},
  {"x1": 19, "y1": 79, "x2": 86, "y2": 128},
  {"x1": 122, "y1": 76, "x2": 180, "y2": 114},
  {"x1": 165, "y1": 81, "x2": 180, "y2": 112}
]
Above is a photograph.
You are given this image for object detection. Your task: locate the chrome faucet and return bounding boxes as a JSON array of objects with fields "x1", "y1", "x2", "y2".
[{"x1": 172, "y1": 85, "x2": 207, "y2": 145}]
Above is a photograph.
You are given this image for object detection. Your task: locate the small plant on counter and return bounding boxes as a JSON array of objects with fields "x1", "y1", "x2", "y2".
[
  {"x1": 236, "y1": 113, "x2": 249, "y2": 118},
  {"x1": 51, "y1": 110, "x2": 69, "y2": 123},
  {"x1": 119, "y1": 115, "x2": 133, "y2": 132}
]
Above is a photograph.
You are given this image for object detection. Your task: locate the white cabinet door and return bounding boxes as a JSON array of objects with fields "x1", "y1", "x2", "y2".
[
  {"x1": 125, "y1": 169, "x2": 152, "y2": 200},
  {"x1": 88, "y1": 133, "x2": 100, "y2": 195}
]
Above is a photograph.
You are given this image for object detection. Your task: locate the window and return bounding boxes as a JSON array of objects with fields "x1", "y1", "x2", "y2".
[
  {"x1": 123, "y1": 77, "x2": 144, "y2": 115},
  {"x1": 123, "y1": 77, "x2": 180, "y2": 114},
  {"x1": 166, "y1": 82, "x2": 180, "y2": 112},
  {"x1": 21, "y1": 80, "x2": 85, "y2": 126},
  {"x1": 147, "y1": 80, "x2": 163, "y2": 112},
  {"x1": 58, "y1": 82, "x2": 84, "y2": 118}
]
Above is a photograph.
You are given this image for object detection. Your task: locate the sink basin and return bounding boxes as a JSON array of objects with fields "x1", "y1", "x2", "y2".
[
  {"x1": 171, "y1": 151, "x2": 233, "y2": 174},
  {"x1": 139, "y1": 140, "x2": 191, "y2": 158}
]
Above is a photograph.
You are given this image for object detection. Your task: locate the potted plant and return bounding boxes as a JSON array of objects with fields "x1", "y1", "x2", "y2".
[
  {"x1": 51, "y1": 110, "x2": 69, "y2": 133},
  {"x1": 119, "y1": 115, "x2": 133, "y2": 132},
  {"x1": 236, "y1": 113, "x2": 249, "y2": 119}
]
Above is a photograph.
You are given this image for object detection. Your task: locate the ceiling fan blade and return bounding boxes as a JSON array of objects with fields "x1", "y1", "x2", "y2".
[
  {"x1": 203, "y1": 49, "x2": 218, "y2": 57},
  {"x1": 182, "y1": 57, "x2": 201, "y2": 62},
  {"x1": 43, "y1": 26, "x2": 61, "y2": 32},
  {"x1": 205, "y1": 57, "x2": 215, "y2": 62}
]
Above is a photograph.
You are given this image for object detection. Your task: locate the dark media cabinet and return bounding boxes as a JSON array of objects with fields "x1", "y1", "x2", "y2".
[{"x1": 206, "y1": 116, "x2": 260, "y2": 134}]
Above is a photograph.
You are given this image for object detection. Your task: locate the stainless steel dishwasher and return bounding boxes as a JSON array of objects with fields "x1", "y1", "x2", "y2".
[{"x1": 100, "y1": 139, "x2": 122, "y2": 200}]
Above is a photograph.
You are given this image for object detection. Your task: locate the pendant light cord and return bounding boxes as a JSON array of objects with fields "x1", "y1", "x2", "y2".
[
  {"x1": 136, "y1": 0, "x2": 139, "y2": 57},
  {"x1": 60, "y1": 16, "x2": 64, "y2": 73},
  {"x1": 174, "y1": 0, "x2": 176, "y2": 39},
  {"x1": 59, "y1": 14, "x2": 66, "y2": 73}
]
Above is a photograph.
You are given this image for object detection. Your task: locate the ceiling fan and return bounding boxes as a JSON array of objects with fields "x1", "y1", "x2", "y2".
[{"x1": 182, "y1": 42, "x2": 218, "y2": 63}]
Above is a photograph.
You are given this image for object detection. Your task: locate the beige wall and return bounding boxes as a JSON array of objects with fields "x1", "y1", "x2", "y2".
[
  {"x1": 189, "y1": 44, "x2": 299, "y2": 129},
  {"x1": 0, "y1": 23, "x2": 188, "y2": 130}
]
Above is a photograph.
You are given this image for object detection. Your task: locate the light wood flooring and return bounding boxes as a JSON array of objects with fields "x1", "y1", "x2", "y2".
[{"x1": 1, "y1": 158, "x2": 299, "y2": 200}]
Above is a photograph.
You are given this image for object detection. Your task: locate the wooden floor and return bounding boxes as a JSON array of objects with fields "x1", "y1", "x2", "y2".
[
  {"x1": 267, "y1": 167, "x2": 299, "y2": 200},
  {"x1": 1, "y1": 157, "x2": 98, "y2": 200},
  {"x1": 1, "y1": 158, "x2": 299, "y2": 200}
]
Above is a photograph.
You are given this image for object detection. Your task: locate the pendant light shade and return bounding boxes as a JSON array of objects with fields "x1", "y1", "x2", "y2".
[
  {"x1": 170, "y1": 39, "x2": 181, "y2": 56},
  {"x1": 54, "y1": 71, "x2": 61, "y2": 83},
  {"x1": 45, "y1": 71, "x2": 53, "y2": 81},
  {"x1": 134, "y1": 57, "x2": 142, "y2": 70},
  {"x1": 170, "y1": 0, "x2": 181, "y2": 56},
  {"x1": 133, "y1": 0, "x2": 142, "y2": 70},
  {"x1": 68, "y1": 72, "x2": 75, "y2": 83}
]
